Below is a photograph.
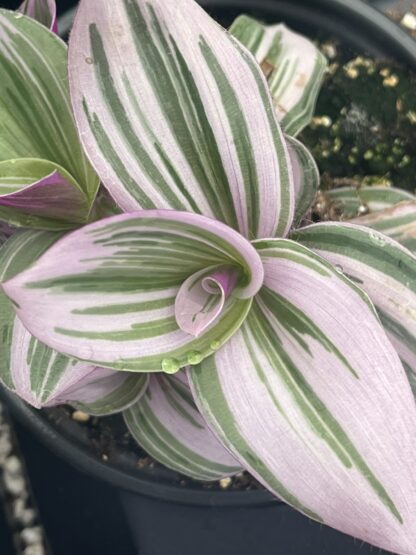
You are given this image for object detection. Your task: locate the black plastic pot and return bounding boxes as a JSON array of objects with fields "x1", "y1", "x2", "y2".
[{"x1": 1, "y1": 1, "x2": 416, "y2": 554}]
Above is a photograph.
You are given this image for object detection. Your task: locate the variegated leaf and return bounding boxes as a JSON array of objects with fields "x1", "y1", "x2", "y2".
[
  {"x1": 0, "y1": 158, "x2": 90, "y2": 229},
  {"x1": 0, "y1": 291, "x2": 147, "y2": 414},
  {"x1": 18, "y1": 0, "x2": 57, "y2": 32},
  {"x1": 68, "y1": 0, "x2": 295, "y2": 239},
  {"x1": 0, "y1": 10, "x2": 99, "y2": 208},
  {"x1": 124, "y1": 372, "x2": 241, "y2": 480},
  {"x1": 350, "y1": 201, "x2": 416, "y2": 253},
  {"x1": 229, "y1": 15, "x2": 327, "y2": 136},
  {"x1": 0, "y1": 228, "x2": 64, "y2": 282},
  {"x1": 0, "y1": 230, "x2": 146, "y2": 415},
  {"x1": 189, "y1": 239, "x2": 416, "y2": 555},
  {"x1": 1, "y1": 211, "x2": 263, "y2": 371},
  {"x1": 292, "y1": 221, "x2": 416, "y2": 391},
  {"x1": 325, "y1": 186, "x2": 415, "y2": 219},
  {"x1": 285, "y1": 135, "x2": 319, "y2": 225}
]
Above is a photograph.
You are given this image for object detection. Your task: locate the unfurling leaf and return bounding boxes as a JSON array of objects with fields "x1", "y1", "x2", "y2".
[{"x1": 1, "y1": 211, "x2": 263, "y2": 371}]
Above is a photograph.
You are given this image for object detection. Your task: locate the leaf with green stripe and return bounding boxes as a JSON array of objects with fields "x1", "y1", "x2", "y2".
[
  {"x1": 292, "y1": 221, "x2": 416, "y2": 390},
  {"x1": 0, "y1": 288, "x2": 148, "y2": 414},
  {"x1": 0, "y1": 158, "x2": 90, "y2": 229},
  {"x1": 0, "y1": 228, "x2": 64, "y2": 282},
  {"x1": 1, "y1": 211, "x2": 263, "y2": 371},
  {"x1": 189, "y1": 239, "x2": 416, "y2": 554},
  {"x1": 325, "y1": 186, "x2": 415, "y2": 219},
  {"x1": 0, "y1": 9, "x2": 99, "y2": 225},
  {"x1": 18, "y1": 0, "x2": 57, "y2": 32},
  {"x1": 68, "y1": 0, "x2": 295, "y2": 239},
  {"x1": 124, "y1": 372, "x2": 241, "y2": 480},
  {"x1": 285, "y1": 135, "x2": 319, "y2": 225},
  {"x1": 350, "y1": 200, "x2": 416, "y2": 253},
  {"x1": 229, "y1": 15, "x2": 327, "y2": 136}
]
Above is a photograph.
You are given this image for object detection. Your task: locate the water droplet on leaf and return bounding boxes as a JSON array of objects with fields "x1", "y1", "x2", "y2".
[
  {"x1": 369, "y1": 231, "x2": 386, "y2": 247},
  {"x1": 85, "y1": 57, "x2": 94, "y2": 65},
  {"x1": 161, "y1": 357, "x2": 180, "y2": 374},
  {"x1": 334, "y1": 264, "x2": 343, "y2": 273},
  {"x1": 210, "y1": 340, "x2": 221, "y2": 351},
  {"x1": 187, "y1": 351, "x2": 203, "y2": 365}
]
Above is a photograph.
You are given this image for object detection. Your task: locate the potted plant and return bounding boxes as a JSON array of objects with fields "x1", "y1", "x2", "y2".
[{"x1": 1, "y1": 1, "x2": 416, "y2": 554}]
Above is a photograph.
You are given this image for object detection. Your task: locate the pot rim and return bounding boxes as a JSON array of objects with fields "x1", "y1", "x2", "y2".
[{"x1": 3, "y1": 0, "x2": 416, "y2": 508}]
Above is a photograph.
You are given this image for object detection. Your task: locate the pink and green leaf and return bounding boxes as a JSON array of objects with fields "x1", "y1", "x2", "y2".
[
  {"x1": 18, "y1": 0, "x2": 57, "y2": 33},
  {"x1": 0, "y1": 9, "x2": 99, "y2": 219},
  {"x1": 68, "y1": 0, "x2": 295, "y2": 239},
  {"x1": 285, "y1": 135, "x2": 319, "y2": 225},
  {"x1": 350, "y1": 200, "x2": 416, "y2": 253},
  {"x1": 1, "y1": 211, "x2": 263, "y2": 371},
  {"x1": 189, "y1": 239, "x2": 416, "y2": 554},
  {"x1": 229, "y1": 15, "x2": 327, "y2": 136},
  {"x1": 0, "y1": 158, "x2": 90, "y2": 229},
  {"x1": 292, "y1": 221, "x2": 416, "y2": 392},
  {"x1": 0, "y1": 293, "x2": 148, "y2": 415},
  {"x1": 325, "y1": 186, "x2": 415, "y2": 219},
  {"x1": 124, "y1": 372, "x2": 241, "y2": 481}
]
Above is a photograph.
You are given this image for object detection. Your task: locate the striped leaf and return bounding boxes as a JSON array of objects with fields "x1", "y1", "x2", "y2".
[
  {"x1": 18, "y1": 0, "x2": 57, "y2": 32},
  {"x1": 0, "y1": 10, "x2": 99, "y2": 214},
  {"x1": 325, "y1": 186, "x2": 415, "y2": 219},
  {"x1": 229, "y1": 15, "x2": 327, "y2": 136},
  {"x1": 68, "y1": 0, "x2": 295, "y2": 239},
  {"x1": 124, "y1": 372, "x2": 241, "y2": 480},
  {"x1": 350, "y1": 200, "x2": 416, "y2": 253},
  {"x1": 292, "y1": 221, "x2": 416, "y2": 391},
  {"x1": 189, "y1": 239, "x2": 416, "y2": 554},
  {"x1": 0, "y1": 158, "x2": 90, "y2": 229},
  {"x1": 0, "y1": 228, "x2": 64, "y2": 282},
  {"x1": 285, "y1": 136, "x2": 319, "y2": 225},
  {"x1": 1, "y1": 211, "x2": 263, "y2": 371},
  {"x1": 0, "y1": 290, "x2": 148, "y2": 414}
]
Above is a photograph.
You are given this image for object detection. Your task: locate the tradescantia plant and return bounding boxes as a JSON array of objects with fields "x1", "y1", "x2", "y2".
[{"x1": 1, "y1": 0, "x2": 416, "y2": 553}]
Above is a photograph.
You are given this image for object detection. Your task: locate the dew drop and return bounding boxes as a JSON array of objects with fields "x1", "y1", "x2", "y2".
[
  {"x1": 187, "y1": 350, "x2": 203, "y2": 365},
  {"x1": 334, "y1": 264, "x2": 344, "y2": 273},
  {"x1": 210, "y1": 340, "x2": 221, "y2": 351},
  {"x1": 369, "y1": 231, "x2": 386, "y2": 247},
  {"x1": 161, "y1": 357, "x2": 180, "y2": 374},
  {"x1": 85, "y1": 57, "x2": 94, "y2": 65}
]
